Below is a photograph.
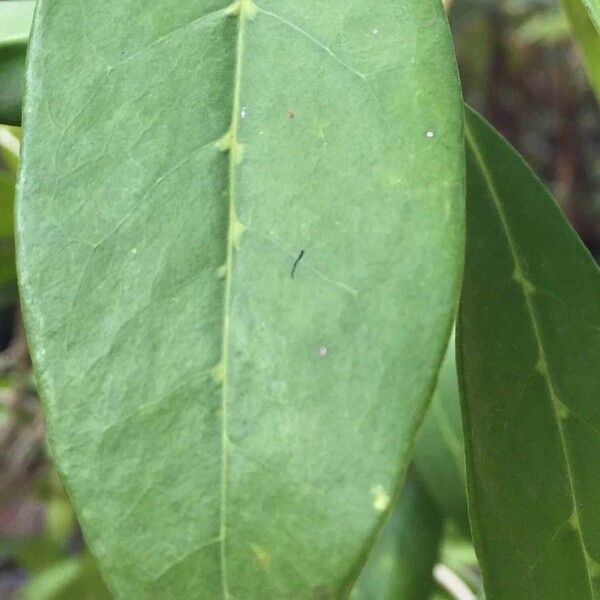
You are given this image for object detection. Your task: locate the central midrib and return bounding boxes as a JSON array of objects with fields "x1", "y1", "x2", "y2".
[
  {"x1": 465, "y1": 122, "x2": 595, "y2": 599},
  {"x1": 219, "y1": 1, "x2": 255, "y2": 598}
]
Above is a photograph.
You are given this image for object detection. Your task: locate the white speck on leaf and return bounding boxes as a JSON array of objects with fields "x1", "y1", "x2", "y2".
[
  {"x1": 318, "y1": 346, "x2": 328, "y2": 357},
  {"x1": 426, "y1": 131, "x2": 434, "y2": 138},
  {"x1": 241, "y1": 107, "x2": 248, "y2": 119},
  {"x1": 370, "y1": 485, "x2": 390, "y2": 512},
  {"x1": 371, "y1": 28, "x2": 379, "y2": 34},
  {"x1": 131, "y1": 248, "x2": 138, "y2": 255}
]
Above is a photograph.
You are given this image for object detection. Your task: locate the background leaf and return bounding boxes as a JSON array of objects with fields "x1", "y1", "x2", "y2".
[
  {"x1": 0, "y1": 126, "x2": 18, "y2": 307},
  {"x1": 17, "y1": 0, "x2": 465, "y2": 598},
  {"x1": 0, "y1": 1, "x2": 34, "y2": 126},
  {"x1": 414, "y1": 333, "x2": 469, "y2": 535},
  {"x1": 459, "y1": 106, "x2": 600, "y2": 599},
  {"x1": 559, "y1": 0, "x2": 600, "y2": 98},
  {"x1": 352, "y1": 474, "x2": 442, "y2": 600}
]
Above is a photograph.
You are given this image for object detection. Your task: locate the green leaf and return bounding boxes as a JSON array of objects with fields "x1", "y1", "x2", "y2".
[
  {"x1": 0, "y1": 125, "x2": 21, "y2": 174},
  {"x1": 560, "y1": 0, "x2": 600, "y2": 98},
  {"x1": 0, "y1": 1, "x2": 34, "y2": 126},
  {"x1": 414, "y1": 333, "x2": 469, "y2": 534},
  {"x1": 17, "y1": 1, "x2": 464, "y2": 597},
  {"x1": 0, "y1": 168, "x2": 17, "y2": 306},
  {"x1": 515, "y1": 11, "x2": 570, "y2": 46},
  {"x1": 352, "y1": 474, "x2": 442, "y2": 600},
  {"x1": 459, "y1": 107, "x2": 600, "y2": 599},
  {"x1": 24, "y1": 554, "x2": 112, "y2": 600}
]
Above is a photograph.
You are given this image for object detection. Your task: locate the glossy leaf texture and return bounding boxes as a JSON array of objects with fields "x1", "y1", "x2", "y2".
[
  {"x1": 560, "y1": 0, "x2": 600, "y2": 98},
  {"x1": 459, "y1": 107, "x2": 600, "y2": 599},
  {"x1": 0, "y1": 1, "x2": 34, "y2": 126},
  {"x1": 352, "y1": 474, "x2": 442, "y2": 600},
  {"x1": 414, "y1": 333, "x2": 469, "y2": 535},
  {"x1": 17, "y1": 0, "x2": 464, "y2": 598}
]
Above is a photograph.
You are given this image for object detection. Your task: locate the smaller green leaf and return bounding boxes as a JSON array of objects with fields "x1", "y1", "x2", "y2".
[
  {"x1": 460, "y1": 107, "x2": 600, "y2": 599},
  {"x1": 414, "y1": 333, "x2": 469, "y2": 535},
  {"x1": 560, "y1": 0, "x2": 600, "y2": 98},
  {"x1": 24, "y1": 553, "x2": 111, "y2": 600},
  {"x1": 516, "y1": 11, "x2": 570, "y2": 45},
  {"x1": 0, "y1": 168, "x2": 17, "y2": 306},
  {"x1": 352, "y1": 474, "x2": 442, "y2": 600},
  {"x1": 0, "y1": 1, "x2": 34, "y2": 126},
  {"x1": 0, "y1": 125, "x2": 21, "y2": 174}
]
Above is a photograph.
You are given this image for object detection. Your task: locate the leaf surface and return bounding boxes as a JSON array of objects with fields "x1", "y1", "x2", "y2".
[
  {"x1": 0, "y1": 1, "x2": 34, "y2": 125},
  {"x1": 459, "y1": 107, "x2": 600, "y2": 599},
  {"x1": 18, "y1": 1, "x2": 464, "y2": 597}
]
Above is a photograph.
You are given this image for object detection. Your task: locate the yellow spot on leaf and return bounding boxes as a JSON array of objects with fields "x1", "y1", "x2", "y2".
[
  {"x1": 216, "y1": 129, "x2": 233, "y2": 152},
  {"x1": 370, "y1": 485, "x2": 390, "y2": 512}
]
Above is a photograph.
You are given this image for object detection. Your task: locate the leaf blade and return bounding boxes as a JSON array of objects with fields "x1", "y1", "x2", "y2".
[
  {"x1": 18, "y1": 1, "x2": 465, "y2": 598},
  {"x1": 459, "y1": 107, "x2": 600, "y2": 599}
]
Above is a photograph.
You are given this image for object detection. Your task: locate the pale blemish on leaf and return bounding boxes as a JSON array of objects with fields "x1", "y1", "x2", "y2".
[
  {"x1": 555, "y1": 398, "x2": 570, "y2": 421},
  {"x1": 569, "y1": 511, "x2": 580, "y2": 530},
  {"x1": 250, "y1": 544, "x2": 270, "y2": 570},
  {"x1": 370, "y1": 485, "x2": 390, "y2": 512},
  {"x1": 215, "y1": 129, "x2": 233, "y2": 152},
  {"x1": 230, "y1": 213, "x2": 246, "y2": 249},
  {"x1": 535, "y1": 355, "x2": 548, "y2": 376},
  {"x1": 211, "y1": 363, "x2": 225, "y2": 385},
  {"x1": 232, "y1": 139, "x2": 245, "y2": 165}
]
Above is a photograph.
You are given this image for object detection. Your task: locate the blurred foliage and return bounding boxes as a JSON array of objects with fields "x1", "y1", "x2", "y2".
[
  {"x1": 0, "y1": 0, "x2": 598, "y2": 598},
  {"x1": 452, "y1": 0, "x2": 600, "y2": 258}
]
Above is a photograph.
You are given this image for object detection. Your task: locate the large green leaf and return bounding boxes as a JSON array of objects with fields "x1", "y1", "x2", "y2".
[
  {"x1": 414, "y1": 333, "x2": 469, "y2": 534},
  {"x1": 352, "y1": 474, "x2": 442, "y2": 600},
  {"x1": 560, "y1": 0, "x2": 600, "y2": 98},
  {"x1": 17, "y1": 0, "x2": 464, "y2": 597},
  {"x1": 0, "y1": 1, "x2": 35, "y2": 126},
  {"x1": 459, "y1": 107, "x2": 600, "y2": 599}
]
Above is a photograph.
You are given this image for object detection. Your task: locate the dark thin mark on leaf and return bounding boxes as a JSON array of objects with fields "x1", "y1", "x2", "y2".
[{"x1": 291, "y1": 250, "x2": 305, "y2": 278}]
